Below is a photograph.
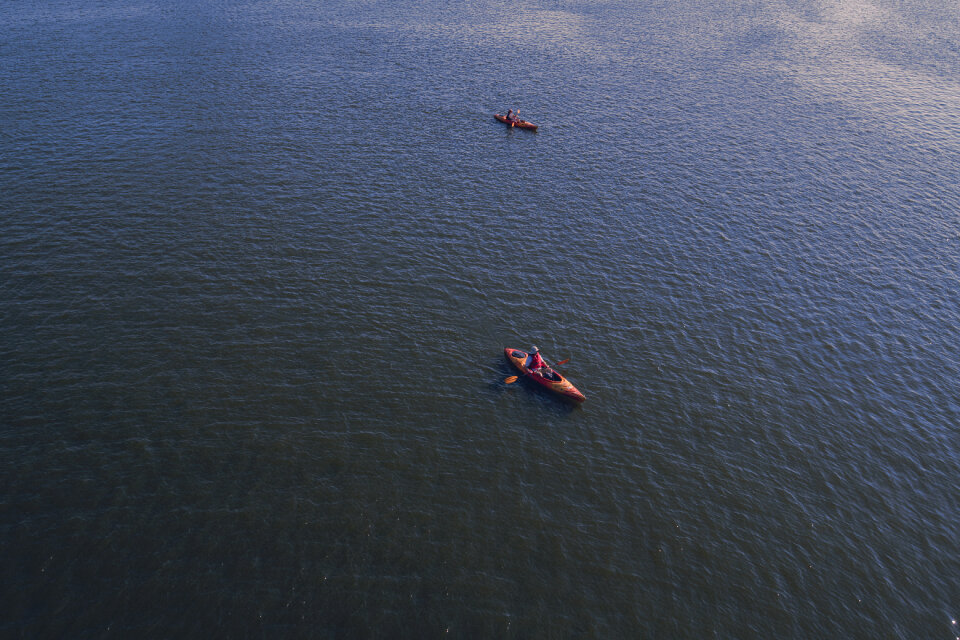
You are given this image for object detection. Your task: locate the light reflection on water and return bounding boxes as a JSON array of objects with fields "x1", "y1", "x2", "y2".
[{"x1": 2, "y1": 0, "x2": 959, "y2": 637}]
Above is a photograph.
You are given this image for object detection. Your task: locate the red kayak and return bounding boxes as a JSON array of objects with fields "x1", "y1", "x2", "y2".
[
  {"x1": 494, "y1": 114, "x2": 538, "y2": 131},
  {"x1": 504, "y1": 348, "x2": 585, "y2": 403}
]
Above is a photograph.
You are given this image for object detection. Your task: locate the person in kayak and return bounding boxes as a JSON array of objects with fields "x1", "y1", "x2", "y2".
[
  {"x1": 506, "y1": 109, "x2": 515, "y2": 122},
  {"x1": 525, "y1": 346, "x2": 546, "y2": 372}
]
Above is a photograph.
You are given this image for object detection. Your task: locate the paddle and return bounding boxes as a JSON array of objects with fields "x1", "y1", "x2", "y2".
[{"x1": 504, "y1": 358, "x2": 569, "y2": 384}]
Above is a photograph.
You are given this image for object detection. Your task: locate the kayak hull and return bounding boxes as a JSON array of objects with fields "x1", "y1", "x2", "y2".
[
  {"x1": 494, "y1": 114, "x2": 538, "y2": 130},
  {"x1": 504, "y1": 348, "x2": 586, "y2": 403}
]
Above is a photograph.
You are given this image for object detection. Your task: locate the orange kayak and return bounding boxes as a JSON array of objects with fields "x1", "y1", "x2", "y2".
[
  {"x1": 504, "y1": 348, "x2": 585, "y2": 403},
  {"x1": 494, "y1": 114, "x2": 538, "y2": 130}
]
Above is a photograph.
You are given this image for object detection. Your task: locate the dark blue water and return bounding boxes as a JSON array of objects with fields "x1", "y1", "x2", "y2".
[{"x1": 3, "y1": 0, "x2": 960, "y2": 637}]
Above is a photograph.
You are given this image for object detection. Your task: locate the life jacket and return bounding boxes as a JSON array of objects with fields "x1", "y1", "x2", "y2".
[{"x1": 526, "y1": 352, "x2": 545, "y2": 370}]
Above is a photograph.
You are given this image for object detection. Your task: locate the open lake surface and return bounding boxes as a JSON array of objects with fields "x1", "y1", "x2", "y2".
[{"x1": 3, "y1": 0, "x2": 960, "y2": 637}]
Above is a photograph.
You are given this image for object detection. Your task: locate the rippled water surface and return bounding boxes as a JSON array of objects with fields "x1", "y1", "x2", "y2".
[{"x1": 3, "y1": 0, "x2": 960, "y2": 637}]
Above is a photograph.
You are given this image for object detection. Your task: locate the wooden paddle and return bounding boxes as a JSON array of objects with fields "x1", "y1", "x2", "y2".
[{"x1": 505, "y1": 358, "x2": 569, "y2": 384}]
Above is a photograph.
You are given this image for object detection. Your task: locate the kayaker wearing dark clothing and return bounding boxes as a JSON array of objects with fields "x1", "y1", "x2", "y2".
[
  {"x1": 506, "y1": 109, "x2": 515, "y2": 122},
  {"x1": 526, "y1": 346, "x2": 546, "y2": 372}
]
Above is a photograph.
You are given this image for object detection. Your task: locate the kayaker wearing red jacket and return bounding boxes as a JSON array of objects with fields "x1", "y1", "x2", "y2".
[{"x1": 526, "y1": 346, "x2": 546, "y2": 372}]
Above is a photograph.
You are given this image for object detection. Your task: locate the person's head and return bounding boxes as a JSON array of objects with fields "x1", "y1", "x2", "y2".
[{"x1": 530, "y1": 345, "x2": 539, "y2": 354}]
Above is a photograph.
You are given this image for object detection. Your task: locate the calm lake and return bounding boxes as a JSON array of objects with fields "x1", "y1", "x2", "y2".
[{"x1": 2, "y1": 0, "x2": 959, "y2": 637}]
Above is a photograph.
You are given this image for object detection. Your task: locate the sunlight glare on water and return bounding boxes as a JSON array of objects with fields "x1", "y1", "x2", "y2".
[{"x1": 2, "y1": 0, "x2": 960, "y2": 637}]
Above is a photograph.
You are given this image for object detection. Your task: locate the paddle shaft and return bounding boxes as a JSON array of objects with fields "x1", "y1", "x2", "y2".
[{"x1": 505, "y1": 357, "x2": 569, "y2": 383}]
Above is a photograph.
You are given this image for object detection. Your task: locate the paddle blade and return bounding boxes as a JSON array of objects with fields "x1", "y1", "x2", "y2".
[
  {"x1": 554, "y1": 358, "x2": 569, "y2": 366},
  {"x1": 504, "y1": 376, "x2": 519, "y2": 384}
]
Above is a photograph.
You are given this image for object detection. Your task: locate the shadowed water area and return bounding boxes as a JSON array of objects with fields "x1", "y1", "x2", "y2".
[{"x1": 2, "y1": 0, "x2": 960, "y2": 637}]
